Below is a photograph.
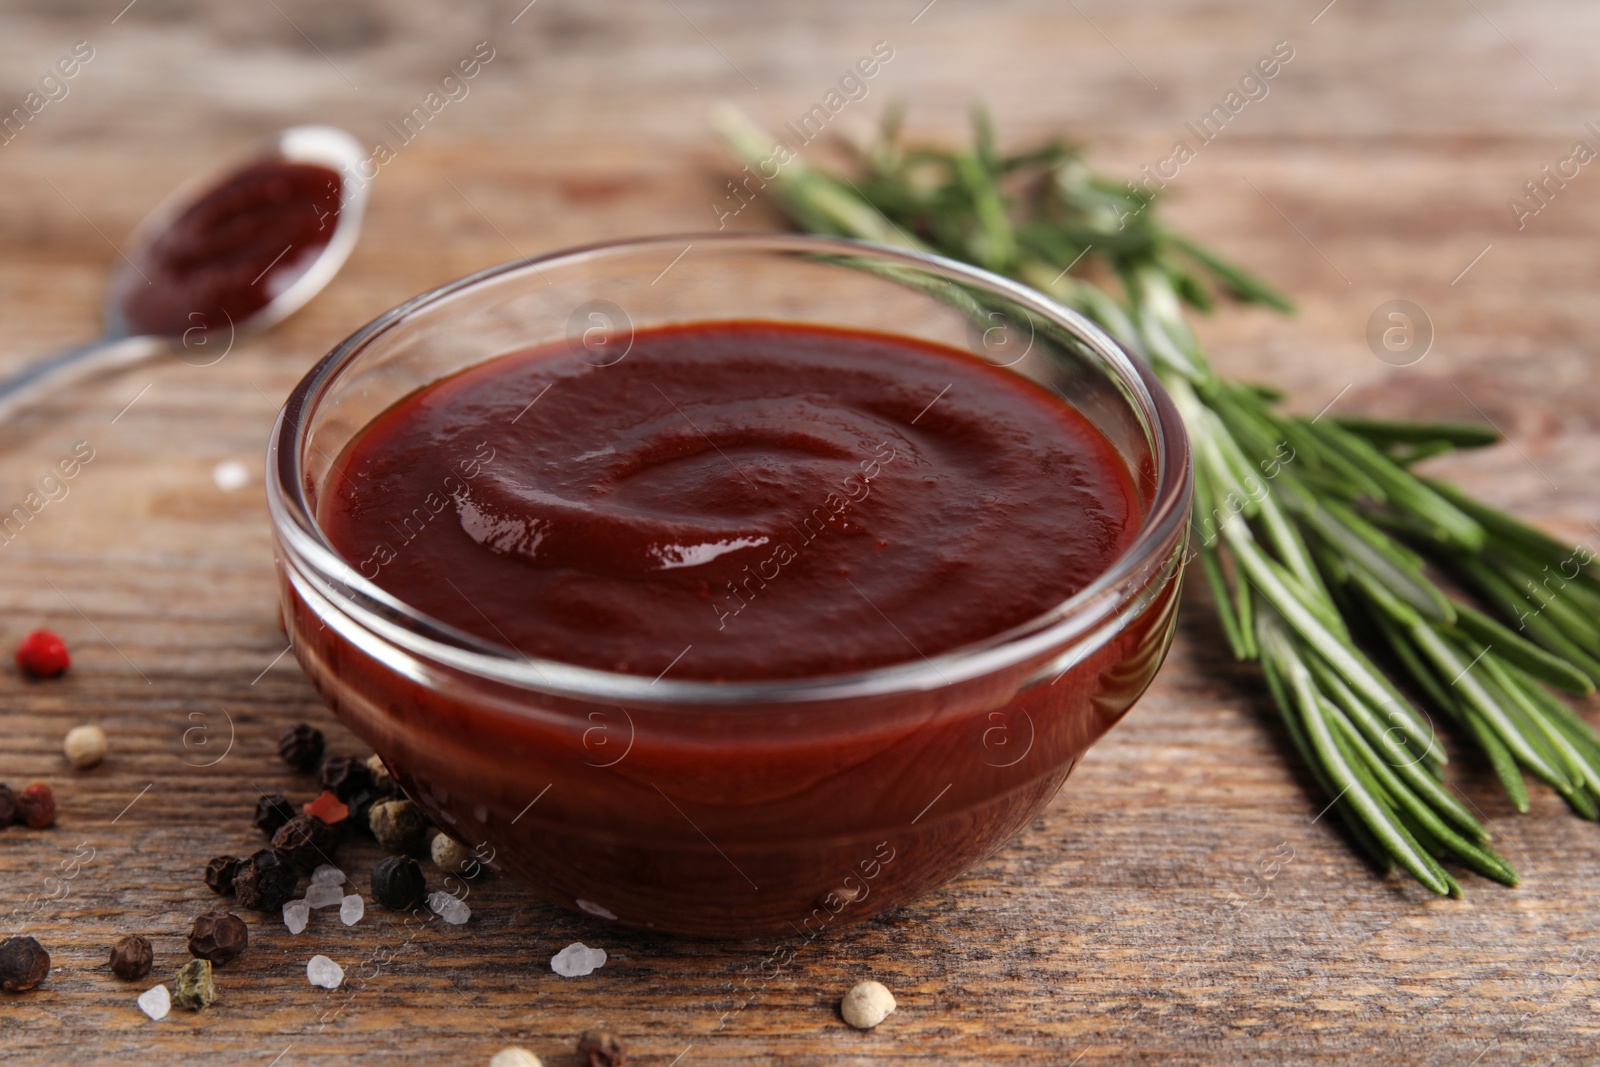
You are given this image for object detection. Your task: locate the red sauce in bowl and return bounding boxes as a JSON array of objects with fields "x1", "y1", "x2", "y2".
[
  {"x1": 320, "y1": 321, "x2": 1138, "y2": 680},
  {"x1": 277, "y1": 297, "x2": 1188, "y2": 936}
]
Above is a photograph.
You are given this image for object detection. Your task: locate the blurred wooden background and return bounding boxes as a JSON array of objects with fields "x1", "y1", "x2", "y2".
[{"x1": 1, "y1": 1, "x2": 1598, "y2": 1063}]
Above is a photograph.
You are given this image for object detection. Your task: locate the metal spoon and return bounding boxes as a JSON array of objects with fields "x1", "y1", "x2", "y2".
[{"x1": 0, "y1": 125, "x2": 368, "y2": 422}]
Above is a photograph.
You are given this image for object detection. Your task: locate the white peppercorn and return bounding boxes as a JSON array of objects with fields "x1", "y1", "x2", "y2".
[
  {"x1": 840, "y1": 980, "x2": 896, "y2": 1029},
  {"x1": 489, "y1": 1048, "x2": 544, "y2": 1067},
  {"x1": 431, "y1": 831, "x2": 476, "y2": 875},
  {"x1": 365, "y1": 753, "x2": 396, "y2": 795},
  {"x1": 63, "y1": 725, "x2": 107, "y2": 769}
]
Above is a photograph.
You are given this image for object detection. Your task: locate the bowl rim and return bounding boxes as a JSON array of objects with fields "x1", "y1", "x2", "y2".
[{"x1": 266, "y1": 231, "x2": 1192, "y2": 707}]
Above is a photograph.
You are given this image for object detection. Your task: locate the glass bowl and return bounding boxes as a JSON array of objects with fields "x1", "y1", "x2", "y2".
[{"x1": 266, "y1": 233, "x2": 1191, "y2": 937}]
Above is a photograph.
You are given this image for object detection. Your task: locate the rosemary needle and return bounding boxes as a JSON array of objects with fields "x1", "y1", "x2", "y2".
[{"x1": 719, "y1": 105, "x2": 1600, "y2": 894}]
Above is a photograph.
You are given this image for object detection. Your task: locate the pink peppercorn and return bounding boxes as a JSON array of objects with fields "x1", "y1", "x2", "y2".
[
  {"x1": 303, "y1": 790, "x2": 349, "y2": 825},
  {"x1": 15, "y1": 631, "x2": 70, "y2": 679},
  {"x1": 17, "y1": 783, "x2": 55, "y2": 829}
]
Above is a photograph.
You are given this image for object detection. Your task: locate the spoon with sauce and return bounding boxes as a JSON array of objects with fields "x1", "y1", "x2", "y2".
[{"x1": 0, "y1": 125, "x2": 368, "y2": 421}]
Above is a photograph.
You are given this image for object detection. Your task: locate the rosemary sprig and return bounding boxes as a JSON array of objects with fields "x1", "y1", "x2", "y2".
[{"x1": 718, "y1": 106, "x2": 1600, "y2": 894}]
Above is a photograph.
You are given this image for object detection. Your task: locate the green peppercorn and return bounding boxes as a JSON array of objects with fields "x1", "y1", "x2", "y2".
[
  {"x1": 173, "y1": 958, "x2": 217, "y2": 1011},
  {"x1": 369, "y1": 798, "x2": 428, "y2": 855}
]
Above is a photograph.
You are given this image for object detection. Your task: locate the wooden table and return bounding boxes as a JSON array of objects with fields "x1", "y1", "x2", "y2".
[{"x1": 2, "y1": 1, "x2": 1598, "y2": 1062}]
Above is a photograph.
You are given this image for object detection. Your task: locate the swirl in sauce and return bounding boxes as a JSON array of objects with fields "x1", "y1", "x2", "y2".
[{"x1": 321, "y1": 322, "x2": 1139, "y2": 681}]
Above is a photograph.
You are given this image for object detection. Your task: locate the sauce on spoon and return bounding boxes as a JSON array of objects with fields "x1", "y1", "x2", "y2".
[{"x1": 113, "y1": 159, "x2": 344, "y2": 338}]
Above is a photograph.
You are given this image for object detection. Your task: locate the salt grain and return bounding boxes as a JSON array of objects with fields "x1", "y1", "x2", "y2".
[
  {"x1": 136, "y1": 983, "x2": 170, "y2": 1021},
  {"x1": 576, "y1": 899, "x2": 617, "y2": 920},
  {"x1": 212, "y1": 460, "x2": 249, "y2": 492},
  {"x1": 339, "y1": 893, "x2": 364, "y2": 926},
  {"x1": 283, "y1": 899, "x2": 310, "y2": 935},
  {"x1": 550, "y1": 941, "x2": 607, "y2": 977},
  {"x1": 306, "y1": 955, "x2": 344, "y2": 989},
  {"x1": 310, "y1": 863, "x2": 345, "y2": 886},
  {"x1": 427, "y1": 890, "x2": 470, "y2": 925},
  {"x1": 305, "y1": 883, "x2": 344, "y2": 909}
]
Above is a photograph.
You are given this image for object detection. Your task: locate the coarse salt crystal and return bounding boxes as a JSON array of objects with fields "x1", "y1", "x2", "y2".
[
  {"x1": 310, "y1": 863, "x2": 345, "y2": 886},
  {"x1": 550, "y1": 941, "x2": 607, "y2": 977},
  {"x1": 306, "y1": 955, "x2": 344, "y2": 989},
  {"x1": 340, "y1": 893, "x2": 365, "y2": 926},
  {"x1": 576, "y1": 899, "x2": 617, "y2": 920},
  {"x1": 283, "y1": 899, "x2": 310, "y2": 935},
  {"x1": 137, "y1": 983, "x2": 170, "y2": 1020},
  {"x1": 305, "y1": 882, "x2": 344, "y2": 909},
  {"x1": 427, "y1": 889, "x2": 471, "y2": 925},
  {"x1": 212, "y1": 460, "x2": 249, "y2": 492}
]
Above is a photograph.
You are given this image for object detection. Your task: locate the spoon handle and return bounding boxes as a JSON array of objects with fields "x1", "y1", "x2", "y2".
[{"x1": 0, "y1": 334, "x2": 164, "y2": 424}]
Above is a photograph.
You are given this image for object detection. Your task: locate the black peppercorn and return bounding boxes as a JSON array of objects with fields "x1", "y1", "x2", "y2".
[
  {"x1": 188, "y1": 912, "x2": 248, "y2": 966},
  {"x1": 577, "y1": 1030, "x2": 626, "y2": 1067},
  {"x1": 252, "y1": 793, "x2": 296, "y2": 837},
  {"x1": 204, "y1": 856, "x2": 241, "y2": 895},
  {"x1": 109, "y1": 934, "x2": 153, "y2": 981},
  {"x1": 0, "y1": 784, "x2": 17, "y2": 826},
  {"x1": 276, "y1": 723, "x2": 325, "y2": 773},
  {"x1": 370, "y1": 854, "x2": 427, "y2": 911},
  {"x1": 0, "y1": 936, "x2": 50, "y2": 992},
  {"x1": 271, "y1": 813, "x2": 337, "y2": 872},
  {"x1": 317, "y1": 755, "x2": 371, "y2": 801},
  {"x1": 233, "y1": 849, "x2": 298, "y2": 911},
  {"x1": 343, "y1": 787, "x2": 378, "y2": 839}
]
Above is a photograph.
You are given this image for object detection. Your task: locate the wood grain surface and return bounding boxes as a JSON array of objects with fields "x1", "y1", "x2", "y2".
[{"x1": 2, "y1": 1, "x2": 1599, "y2": 1063}]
